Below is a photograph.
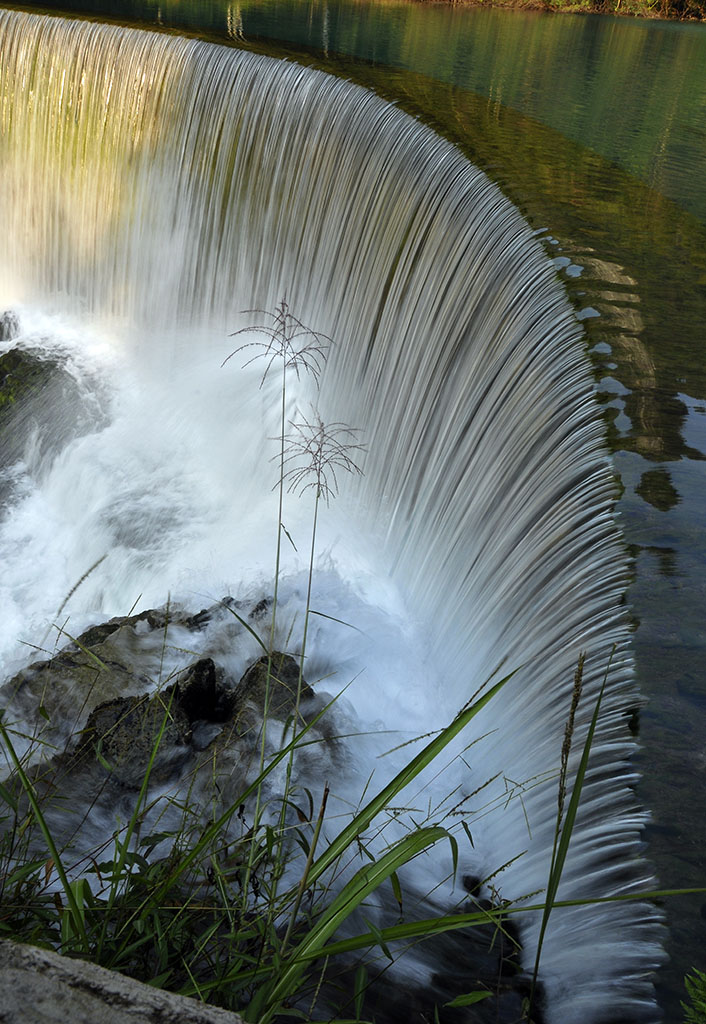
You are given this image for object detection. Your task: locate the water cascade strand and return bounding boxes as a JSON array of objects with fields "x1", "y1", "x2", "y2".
[{"x1": 0, "y1": 9, "x2": 662, "y2": 1022}]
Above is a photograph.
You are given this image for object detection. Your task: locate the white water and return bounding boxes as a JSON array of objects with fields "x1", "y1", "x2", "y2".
[{"x1": 0, "y1": 9, "x2": 662, "y2": 1021}]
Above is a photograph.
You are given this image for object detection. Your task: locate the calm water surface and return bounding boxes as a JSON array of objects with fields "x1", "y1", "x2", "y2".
[{"x1": 9, "y1": 1, "x2": 706, "y2": 1018}]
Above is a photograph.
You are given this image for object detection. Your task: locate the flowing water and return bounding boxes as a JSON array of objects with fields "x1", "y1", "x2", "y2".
[
  {"x1": 145, "y1": 6, "x2": 706, "y2": 1018},
  {"x1": 0, "y1": 5, "x2": 686, "y2": 1022}
]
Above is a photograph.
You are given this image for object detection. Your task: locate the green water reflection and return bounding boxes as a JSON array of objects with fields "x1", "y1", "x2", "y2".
[
  {"x1": 19, "y1": 0, "x2": 706, "y2": 221},
  {"x1": 6, "y1": 0, "x2": 706, "y2": 1018}
]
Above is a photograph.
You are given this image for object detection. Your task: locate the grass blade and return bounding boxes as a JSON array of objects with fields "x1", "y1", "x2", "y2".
[
  {"x1": 0, "y1": 717, "x2": 89, "y2": 952},
  {"x1": 304, "y1": 671, "x2": 515, "y2": 890}
]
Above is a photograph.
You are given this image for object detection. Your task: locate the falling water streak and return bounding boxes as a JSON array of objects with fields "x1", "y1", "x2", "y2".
[{"x1": 0, "y1": 10, "x2": 662, "y2": 1022}]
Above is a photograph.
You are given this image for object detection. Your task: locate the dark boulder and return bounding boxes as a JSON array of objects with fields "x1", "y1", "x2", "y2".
[
  {"x1": 75, "y1": 603, "x2": 217, "y2": 650},
  {"x1": 173, "y1": 657, "x2": 236, "y2": 723},
  {"x1": 1, "y1": 601, "x2": 238, "y2": 756},
  {"x1": 0, "y1": 597, "x2": 344, "y2": 878}
]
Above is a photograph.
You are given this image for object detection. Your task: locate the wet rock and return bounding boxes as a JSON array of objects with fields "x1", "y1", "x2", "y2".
[
  {"x1": 186, "y1": 649, "x2": 333, "y2": 813},
  {"x1": 174, "y1": 657, "x2": 236, "y2": 723},
  {"x1": 236, "y1": 651, "x2": 314, "y2": 721},
  {"x1": 4, "y1": 596, "x2": 330, "y2": 778},
  {"x1": 75, "y1": 692, "x2": 191, "y2": 787},
  {"x1": 0, "y1": 346, "x2": 97, "y2": 472},
  {"x1": 2, "y1": 646, "x2": 149, "y2": 758},
  {"x1": 0, "y1": 599, "x2": 248, "y2": 756},
  {"x1": 183, "y1": 605, "x2": 216, "y2": 631},
  {"x1": 1, "y1": 601, "x2": 322, "y2": 765},
  {"x1": 1, "y1": 616, "x2": 182, "y2": 753},
  {"x1": 0, "y1": 310, "x2": 20, "y2": 341},
  {"x1": 75, "y1": 603, "x2": 223, "y2": 650},
  {"x1": 1, "y1": 598, "x2": 346, "y2": 900},
  {"x1": 249, "y1": 596, "x2": 272, "y2": 621}
]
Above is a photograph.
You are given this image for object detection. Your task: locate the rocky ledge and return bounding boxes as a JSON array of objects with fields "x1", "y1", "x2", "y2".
[
  {"x1": 0, "y1": 938, "x2": 244, "y2": 1024},
  {"x1": 1, "y1": 594, "x2": 336, "y2": 858}
]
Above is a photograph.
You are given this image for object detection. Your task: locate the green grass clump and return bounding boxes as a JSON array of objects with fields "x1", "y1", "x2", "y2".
[{"x1": 0, "y1": 663, "x2": 513, "y2": 1020}]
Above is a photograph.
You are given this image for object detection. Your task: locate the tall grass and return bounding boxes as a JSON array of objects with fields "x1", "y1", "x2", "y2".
[
  {"x1": 0, "y1": 654, "x2": 517, "y2": 1019},
  {"x1": 222, "y1": 300, "x2": 330, "y2": 909}
]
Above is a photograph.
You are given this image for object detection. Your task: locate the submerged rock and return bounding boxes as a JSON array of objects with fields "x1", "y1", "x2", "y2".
[
  {"x1": 0, "y1": 345, "x2": 100, "y2": 475},
  {"x1": 0, "y1": 309, "x2": 20, "y2": 341}
]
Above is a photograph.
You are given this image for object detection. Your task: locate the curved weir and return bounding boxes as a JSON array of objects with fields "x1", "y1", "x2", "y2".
[{"x1": 0, "y1": 9, "x2": 662, "y2": 1022}]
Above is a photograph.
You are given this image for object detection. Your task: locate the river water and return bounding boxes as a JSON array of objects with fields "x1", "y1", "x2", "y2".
[{"x1": 2, "y1": 2, "x2": 706, "y2": 1021}]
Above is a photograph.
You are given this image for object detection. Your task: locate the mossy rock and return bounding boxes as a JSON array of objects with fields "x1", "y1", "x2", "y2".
[
  {"x1": 0, "y1": 601, "x2": 232, "y2": 757},
  {"x1": 75, "y1": 604, "x2": 213, "y2": 650},
  {"x1": 1, "y1": 600, "x2": 328, "y2": 821},
  {"x1": 0, "y1": 346, "x2": 90, "y2": 471},
  {"x1": 0, "y1": 601, "x2": 342, "y2": 869}
]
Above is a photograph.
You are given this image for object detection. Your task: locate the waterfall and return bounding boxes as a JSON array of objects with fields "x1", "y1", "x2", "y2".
[{"x1": 0, "y1": 9, "x2": 662, "y2": 1022}]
